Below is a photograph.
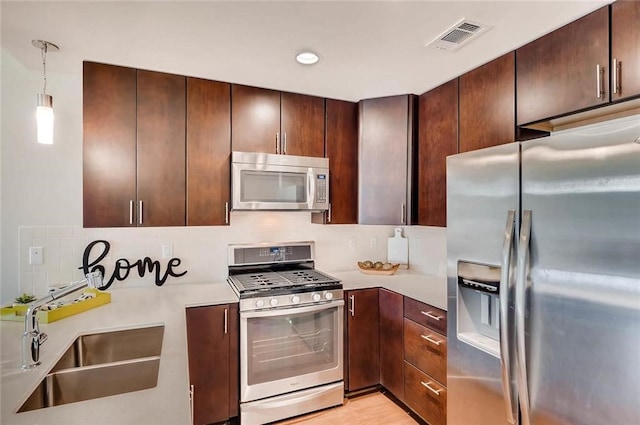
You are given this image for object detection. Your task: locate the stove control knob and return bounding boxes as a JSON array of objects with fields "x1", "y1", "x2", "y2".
[
  {"x1": 291, "y1": 295, "x2": 301, "y2": 304},
  {"x1": 269, "y1": 298, "x2": 279, "y2": 307},
  {"x1": 255, "y1": 299, "x2": 265, "y2": 309},
  {"x1": 312, "y1": 293, "x2": 321, "y2": 302},
  {"x1": 324, "y1": 292, "x2": 334, "y2": 300}
]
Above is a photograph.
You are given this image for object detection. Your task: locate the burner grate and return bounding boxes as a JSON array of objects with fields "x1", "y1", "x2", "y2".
[{"x1": 229, "y1": 269, "x2": 337, "y2": 293}]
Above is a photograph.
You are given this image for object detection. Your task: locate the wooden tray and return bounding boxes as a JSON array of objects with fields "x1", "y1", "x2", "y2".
[
  {"x1": 357, "y1": 264, "x2": 400, "y2": 275},
  {"x1": 1, "y1": 289, "x2": 111, "y2": 324}
]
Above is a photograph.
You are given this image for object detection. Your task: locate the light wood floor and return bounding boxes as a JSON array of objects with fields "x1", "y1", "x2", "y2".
[{"x1": 276, "y1": 392, "x2": 419, "y2": 425}]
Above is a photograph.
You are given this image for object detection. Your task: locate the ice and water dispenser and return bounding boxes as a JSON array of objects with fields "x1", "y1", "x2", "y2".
[{"x1": 456, "y1": 261, "x2": 502, "y2": 357}]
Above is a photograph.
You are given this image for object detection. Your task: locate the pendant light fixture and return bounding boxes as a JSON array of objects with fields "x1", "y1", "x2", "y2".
[{"x1": 32, "y1": 39, "x2": 58, "y2": 145}]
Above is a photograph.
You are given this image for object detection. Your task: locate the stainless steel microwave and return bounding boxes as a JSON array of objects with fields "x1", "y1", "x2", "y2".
[{"x1": 231, "y1": 151, "x2": 329, "y2": 211}]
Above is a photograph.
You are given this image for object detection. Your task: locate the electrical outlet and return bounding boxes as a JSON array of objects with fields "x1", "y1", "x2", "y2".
[
  {"x1": 29, "y1": 246, "x2": 44, "y2": 265},
  {"x1": 162, "y1": 244, "x2": 173, "y2": 259}
]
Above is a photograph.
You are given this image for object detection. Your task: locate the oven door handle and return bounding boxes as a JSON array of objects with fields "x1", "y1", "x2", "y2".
[{"x1": 242, "y1": 300, "x2": 344, "y2": 319}]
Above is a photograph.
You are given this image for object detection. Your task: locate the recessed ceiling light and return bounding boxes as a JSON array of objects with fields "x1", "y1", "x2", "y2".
[{"x1": 296, "y1": 51, "x2": 319, "y2": 65}]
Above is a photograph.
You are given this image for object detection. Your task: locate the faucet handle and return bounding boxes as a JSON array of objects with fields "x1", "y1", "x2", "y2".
[
  {"x1": 37, "y1": 332, "x2": 48, "y2": 345},
  {"x1": 85, "y1": 271, "x2": 103, "y2": 289}
]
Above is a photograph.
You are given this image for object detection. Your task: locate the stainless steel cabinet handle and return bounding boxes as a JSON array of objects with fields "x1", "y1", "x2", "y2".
[
  {"x1": 225, "y1": 201, "x2": 229, "y2": 224},
  {"x1": 500, "y1": 210, "x2": 517, "y2": 424},
  {"x1": 420, "y1": 381, "x2": 443, "y2": 396},
  {"x1": 420, "y1": 310, "x2": 441, "y2": 321},
  {"x1": 516, "y1": 209, "x2": 533, "y2": 425},
  {"x1": 283, "y1": 132, "x2": 287, "y2": 155},
  {"x1": 596, "y1": 64, "x2": 605, "y2": 99},
  {"x1": 129, "y1": 200, "x2": 134, "y2": 225},
  {"x1": 189, "y1": 384, "x2": 194, "y2": 425},
  {"x1": 224, "y1": 308, "x2": 228, "y2": 334},
  {"x1": 138, "y1": 201, "x2": 143, "y2": 225},
  {"x1": 420, "y1": 334, "x2": 442, "y2": 346},
  {"x1": 349, "y1": 295, "x2": 355, "y2": 317},
  {"x1": 613, "y1": 59, "x2": 622, "y2": 95},
  {"x1": 275, "y1": 132, "x2": 280, "y2": 154},
  {"x1": 328, "y1": 203, "x2": 332, "y2": 223},
  {"x1": 401, "y1": 203, "x2": 406, "y2": 225}
]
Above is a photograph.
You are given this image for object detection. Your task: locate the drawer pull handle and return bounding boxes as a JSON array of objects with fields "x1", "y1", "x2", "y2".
[
  {"x1": 421, "y1": 334, "x2": 442, "y2": 346},
  {"x1": 421, "y1": 381, "x2": 443, "y2": 396},
  {"x1": 420, "y1": 310, "x2": 442, "y2": 321}
]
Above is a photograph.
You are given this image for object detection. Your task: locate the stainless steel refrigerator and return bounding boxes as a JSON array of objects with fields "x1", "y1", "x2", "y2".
[{"x1": 446, "y1": 114, "x2": 640, "y2": 425}]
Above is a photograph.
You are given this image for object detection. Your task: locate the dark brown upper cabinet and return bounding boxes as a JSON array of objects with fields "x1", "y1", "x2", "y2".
[
  {"x1": 459, "y1": 52, "x2": 515, "y2": 153},
  {"x1": 83, "y1": 62, "x2": 137, "y2": 228},
  {"x1": 83, "y1": 63, "x2": 186, "y2": 227},
  {"x1": 358, "y1": 94, "x2": 418, "y2": 225},
  {"x1": 312, "y1": 99, "x2": 358, "y2": 225},
  {"x1": 516, "y1": 6, "x2": 609, "y2": 125},
  {"x1": 136, "y1": 70, "x2": 186, "y2": 227},
  {"x1": 231, "y1": 84, "x2": 325, "y2": 157},
  {"x1": 418, "y1": 79, "x2": 459, "y2": 227},
  {"x1": 611, "y1": 0, "x2": 640, "y2": 102},
  {"x1": 186, "y1": 78, "x2": 231, "y2": 226}
]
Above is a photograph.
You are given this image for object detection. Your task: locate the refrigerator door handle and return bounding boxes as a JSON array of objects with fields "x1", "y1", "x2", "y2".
[
  {"x1": 499, "y1": 210, "x2": 517, "y2": 425},
  {"x1": 516, "y1": 209, "x2": 533, "y2": 425}
]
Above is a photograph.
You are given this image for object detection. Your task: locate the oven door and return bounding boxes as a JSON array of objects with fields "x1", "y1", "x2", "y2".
[{"x1": 240, "y1": 300, "x2": 344, "y2": 402}]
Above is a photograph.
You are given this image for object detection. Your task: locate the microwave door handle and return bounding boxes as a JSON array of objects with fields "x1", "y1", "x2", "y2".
[{"x1": 308, "y1": 169, "x2": 314, "y2": 209}]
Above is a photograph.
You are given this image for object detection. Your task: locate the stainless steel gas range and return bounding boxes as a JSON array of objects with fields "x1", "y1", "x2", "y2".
[{"x1": 227, "y1": 241, "x2": 344, "y2": 425}]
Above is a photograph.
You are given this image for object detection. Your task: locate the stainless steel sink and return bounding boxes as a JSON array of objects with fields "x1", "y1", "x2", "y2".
[{"x1": 18, "y1": 325, "x2": 164, "y2": 412}]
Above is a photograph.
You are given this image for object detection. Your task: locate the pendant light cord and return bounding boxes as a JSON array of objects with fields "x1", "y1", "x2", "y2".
[{"x1": 41, "y1": 43, "x2": 48, "y2": 95}]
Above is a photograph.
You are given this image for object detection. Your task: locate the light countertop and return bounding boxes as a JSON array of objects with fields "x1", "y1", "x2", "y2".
[
  {"x1": 1, "y1": 282, "x2": 238, "y2": 425},
  {"x1": 1, "y1": 270, "x2": 446, "y2": 424},
  {"x1": 330, "y1": 269, "x2": 447, "y2": 311}
]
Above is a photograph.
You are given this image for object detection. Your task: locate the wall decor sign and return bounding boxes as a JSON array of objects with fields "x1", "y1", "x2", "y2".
[{"x1": 79, "y1": 240, "x2": 188, "y2": 289}]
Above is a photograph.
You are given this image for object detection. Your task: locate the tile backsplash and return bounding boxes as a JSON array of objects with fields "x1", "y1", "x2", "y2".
[{"x1": 18, "y1": 212, "x2": 447, "y2": 297}]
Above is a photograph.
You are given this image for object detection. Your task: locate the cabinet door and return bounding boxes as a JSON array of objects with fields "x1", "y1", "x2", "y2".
[
  {"x1": 516, "y1": 6, "x2": 609, "y2": 125},
  {"x1": 345, "y1": 288, "x2": 380, "y2": 391},
  {"x1": 281, "y1": 92, "x2": 325, "y2": 157},
  {"x1": 83, "y1": 62, "x2": 137, "y2": 227},
  {"x1": 137, "y1": 70, "x2": 186, "y2": 226},
  {"x1": 379, "y1": 289, "x2": 404, "y2": 401},
  {"x1": 418, "y1": 79, "x2": 458, "y2": 227},
  {"x1": 359, "y1": 95, "x2": 417, "y2": 225},
  {"x1": 231, "y1": 84, "x2": 280, "y2": 154},
  {"x1": 611, "y1": 0, "x2": 640, "y2": 102},
  {"x1": 186, "y1": 78, "x2": 231, "y2": 226},
  {"x1": 186, "y1": 304, "x2": 238, "y2": 425},
  {"x1": 404, "y1": 362, "x2": 447, "y2": 425},
  {"x1": 459, "y1": 52, "x2": 515, "y2": 153},
  {"x1": 319, "y1": 99, "x2": 358, "y2": 224}
]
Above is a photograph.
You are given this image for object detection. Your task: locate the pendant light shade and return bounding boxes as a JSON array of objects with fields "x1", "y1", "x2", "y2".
[
  {"x1": 36, "y1": 93, "x2": 54, "y2": 144},
  {"x1": 32, "y1": 39, "x2": 58, "y2": 145}
]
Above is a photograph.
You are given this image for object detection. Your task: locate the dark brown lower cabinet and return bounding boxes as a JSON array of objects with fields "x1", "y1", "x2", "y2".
[
  {"x1": 345, "y1": 288, "x2": 379, "y2": 391},
  {"x1": 404, "y1": 362, "x2": 447, "y2": 425},
  {"x1": 379, "y1": 289, "x2": 404, "y2": 401},
  {"x1": 185, "y1": 304, "x2": 238, "y2": 425}
]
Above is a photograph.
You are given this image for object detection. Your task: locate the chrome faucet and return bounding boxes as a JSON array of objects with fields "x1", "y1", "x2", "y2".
[{"x1": 21, "y1": 271, "x2": 103, "y2": 370}]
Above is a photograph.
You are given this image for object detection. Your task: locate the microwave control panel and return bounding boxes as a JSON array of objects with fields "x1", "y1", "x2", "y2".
[{"x1": 316, "y1": 174, "x2": 327, "y2": 203}]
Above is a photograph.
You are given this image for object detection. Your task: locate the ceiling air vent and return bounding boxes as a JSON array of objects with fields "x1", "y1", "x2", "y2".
[{"x1": 427, "y1": 19, "x2": 491, "y2": 52}]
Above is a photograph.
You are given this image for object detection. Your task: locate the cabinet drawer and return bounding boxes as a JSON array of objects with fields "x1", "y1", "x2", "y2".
[
  {"x1": 404, "y1": 297, "x2": 447, "y2": 335},
  {"x1": 404, "y1": 318, "x2": 447, "y2": 385},
  {"x1": 404, "y1": 362, "x2": 447, "y2": 425}
]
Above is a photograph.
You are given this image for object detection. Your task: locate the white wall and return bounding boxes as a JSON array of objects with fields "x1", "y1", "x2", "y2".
[{"x1": 1, "y1": 47, "x2": 447, "y2": 304}]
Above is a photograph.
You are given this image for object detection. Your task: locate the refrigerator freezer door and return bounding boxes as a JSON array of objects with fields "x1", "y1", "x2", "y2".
[
  {"x1": 447, "y1": 143, "x2": 520, "y2": 425},
  {"x1": 521, "y1": 115, "x2": 640, "y2": 425}
]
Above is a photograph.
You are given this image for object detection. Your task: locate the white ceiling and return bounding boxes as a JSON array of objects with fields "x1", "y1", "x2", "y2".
[{"x1": 1, "y1": 0, "x2": 609, "y2": 102}]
